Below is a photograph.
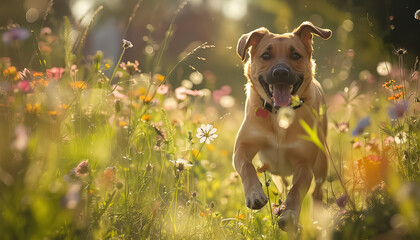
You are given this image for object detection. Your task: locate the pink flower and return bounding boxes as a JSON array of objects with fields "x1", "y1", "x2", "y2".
[
  {"x1": 17, "y1": 80, "x2": 31, "y2": 92},
  {"x1": 174, "y1": 87, "x2": 203, "y2": 100},
  {"x1": 75, "y1": 160, "x2": 90, "y2": 176},
  {"x1": 157, "y1": 84, "x2": 169, "y2": 95},
  {"x1": 46, "y1": 67, "x2": 65, "y2": 80}
]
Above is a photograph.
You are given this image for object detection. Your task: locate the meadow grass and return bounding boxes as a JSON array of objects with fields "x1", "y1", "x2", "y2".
[{"x1": 1, "y1": 2, "x2": 420, "y2": 240}]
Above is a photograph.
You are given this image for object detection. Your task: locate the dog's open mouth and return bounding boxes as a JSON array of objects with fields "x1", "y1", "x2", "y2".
[
  {"x1": 258, "y1": 77, "x2": 302, "y2": 108},
  {"x1": 270, "y1": 84, "x2": 293, "y2": 107}
]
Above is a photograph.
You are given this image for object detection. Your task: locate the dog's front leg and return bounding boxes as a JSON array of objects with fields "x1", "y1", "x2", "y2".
[
  {"x1": 278, "y1": 166, "x2": 313, "y2": 230},
  {"x1": 233, "y1": 144, "x2": 268, "y2": 209}
]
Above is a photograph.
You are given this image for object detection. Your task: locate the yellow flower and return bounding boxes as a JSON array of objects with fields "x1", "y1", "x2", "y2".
[
  {"x1": 26, "y1": 103, "x2": 41, "y2": 116},
  {"x1": 154, "y1": 74, "x2": 165, "y2": 83},
  {"x1": 3, "y1": 66, "x2": 19, "y2": 80},
  {"x1": 69, "y1": 81, "x2": 87, "y2": 90},
  {"x1": 141, "y1": 115, "x2": 151, "y2": 121}
]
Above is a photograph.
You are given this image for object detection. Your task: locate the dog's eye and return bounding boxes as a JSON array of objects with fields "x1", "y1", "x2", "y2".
[
  {"x1": 291, "y1": 52, "x2": 301, "y2": 60},
  {"x1": 261, "y1": 52, "x2": 271, "y2": 60}
]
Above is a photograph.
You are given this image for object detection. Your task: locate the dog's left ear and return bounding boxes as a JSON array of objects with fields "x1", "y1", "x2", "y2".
[
  {"x1": 293, "y1": 21, "x2": 332, "y2": 55},
  {"x1": 237, "y1": 27, "x2": 269, "y2": 62}
]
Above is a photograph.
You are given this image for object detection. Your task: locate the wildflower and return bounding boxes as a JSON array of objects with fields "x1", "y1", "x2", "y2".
[
  {"x1": 75, "y1": 160, "x2": 90, "y2": 176},
  {"x1": 146, "y1": 163, "x2": 153, "y2": 172},
  {"x1": 120, "y1": 61, "x2": 140, "y2": 75},
  {"x1": 169, "y1": 158, "x2": 193, "y2": 171},
  {"x1": 47, "y1": 111, "x2": 58, "y2": 116},
  {"x1": 394, "y1": 132, "x2": 407, "y2": 144},
  {"x1": 26, "y1": 103, "x2": 41, "y2": 116},
  {"x1": 382, "y1": 79, "x2": 396, "y2": 89},
  {"x1": 17, "y1": 81, "x2": 31, "y2": 92},
  {"x1": 351, "y1": 116, "x2": 370, "y2": 136},
  {"x1": 175, "y1": 86, "x2": 204, "y2": 100},
  {"x1": 69, "y1": 81, "x2": 87, "y2": 90},
  {"x1": 2, "y1": 28, "x2": 30, "y2": 45},
  {"x1": 335, "y1": 122, "x2": 350, "y2": 133},
  {"x1": 388, "y1": 101, "x2": 407, "y2": 120},
  {"x1": 393, "y1": 48, "x2": 407, "y2": 56},
  {"x1": 336, "y1": 195, "x2": 348, "y2": 209},
  {"x1": 235, "y1": 213, "x2": 245, "y2": 220},
  {"x1": 388, "y1": 92, "x2": 404, "y2": 101},
  {"x1": 157, "y1": 84, "x2": 169, "y2": 95},
  {"x1": 3, "y1": 66, "x2": 19, "y2": 81},
  {"x1": 141, "y1": 115, "x2": 151, "y2": 121},
  {"x1": 392, "y1": 85, "x2": 404, "y2": 91},
  {"x1": 384, "y1": 136, "x2": 394, "y2": 146},
  {"x1": 143, "y1": 96, "x2": 152, "y2": 103},
  {"x1": 153, "y1": 74, "x2": 165, "y2": 84},
  {"x1": 191, "y1": 191, "x2": 199, "y2": 198},
  {"x1": 122, "y1": 39, "x2": 133, "y2": 49},
  {"x1": 46, "y1": 67, "x2": 65, "y2": 80},
  {"x1": 196, "y1": 124, "x2": 218, "y2": 144},
  {"x1": 119, "y1": 121, "x2": 128, "y2": 126},
  {"x1": 98, "y1": 167, "x2": 117, "y2": 189}
]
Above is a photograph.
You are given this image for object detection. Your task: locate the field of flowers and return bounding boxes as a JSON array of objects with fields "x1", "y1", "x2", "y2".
[{"x1": 1, "y1": 1, "x2": 420, "y2": 239}]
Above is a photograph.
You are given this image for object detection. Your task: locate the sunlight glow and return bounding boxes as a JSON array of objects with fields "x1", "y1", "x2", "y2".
[
  {"x1": 222, "y1": 0, "x2": 247, "y2": 20},
  {"x1": 70, "y1": 0, "x2": 94, "y2": 21}
]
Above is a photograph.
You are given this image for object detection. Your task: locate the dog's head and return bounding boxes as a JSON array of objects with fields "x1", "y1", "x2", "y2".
[{"x1": 237, "y1": 21, "x2": 331, "y2": 107}]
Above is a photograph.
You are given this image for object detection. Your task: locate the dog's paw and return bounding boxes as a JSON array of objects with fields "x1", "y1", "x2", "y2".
[
  {"x1": 278, "y1": 210, "x2": 298, "y2": 231},
  {"x1": 245, "y1": 186, "x2": 268, "y2": 209}
]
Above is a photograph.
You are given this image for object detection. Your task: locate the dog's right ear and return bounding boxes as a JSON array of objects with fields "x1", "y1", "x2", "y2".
[{"x1": 237, "y1": 27, "x2": 268, "y2": 62}]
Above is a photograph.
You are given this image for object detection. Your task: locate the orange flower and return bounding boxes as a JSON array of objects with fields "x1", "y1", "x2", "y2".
[
  {"x1": 141, "y1": 115, "x2": 151, "y2": 121},
  {"x1": 69, "y1": 81, "x2": 87, "y2": 90},
  {"x1": 3, "y1": 66, "x2": 19, "y2": 81},
  {"x1": 119, "y1": 121, "x2": 128, "y2": 126},
  {"x1": 235, "y1": 213, "x2": 245, "y2": 221}
]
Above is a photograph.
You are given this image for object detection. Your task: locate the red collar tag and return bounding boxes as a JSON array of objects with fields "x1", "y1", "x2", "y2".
[{"x1": 256, "y1": 107, "x2": 270, "y2": 119}]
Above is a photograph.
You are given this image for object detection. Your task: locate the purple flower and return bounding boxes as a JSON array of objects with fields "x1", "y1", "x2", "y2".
[
  {"x1": 388, "y1": 101, "x2": 407, "y2": 120},
  {"x1": 2, "y1": 28, "x2": 30, "y2": 45},
  {"x1": 351, "y1": 116, "x2": 370, "y2": 136},
  {"x1": 336, "y1": 195, "x2": 348, "y2": 209}
]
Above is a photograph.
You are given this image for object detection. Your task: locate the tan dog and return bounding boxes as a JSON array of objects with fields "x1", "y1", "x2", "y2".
[{"x1": 233, "y1": 21, "x2": 331, "y2": 230}]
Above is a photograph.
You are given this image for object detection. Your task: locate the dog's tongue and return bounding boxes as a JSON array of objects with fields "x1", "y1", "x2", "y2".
[{"x1": 272, "y1": 84, "x2": 291, "y2": 107}]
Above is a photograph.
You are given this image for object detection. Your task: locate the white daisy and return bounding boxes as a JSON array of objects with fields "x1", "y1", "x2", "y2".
[{"x1": 196, "y1": 124, "x2": 218, "y2": 144}]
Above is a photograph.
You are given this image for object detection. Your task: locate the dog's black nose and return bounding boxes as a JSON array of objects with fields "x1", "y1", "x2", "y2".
[{"x1": 272, "y1": 67, "x2": 290, "y2": 79}]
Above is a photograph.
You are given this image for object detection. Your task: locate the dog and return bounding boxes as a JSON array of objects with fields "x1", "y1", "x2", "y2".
[{"x1": 233, "y1": 21, "x2": 331, "y2": 231}]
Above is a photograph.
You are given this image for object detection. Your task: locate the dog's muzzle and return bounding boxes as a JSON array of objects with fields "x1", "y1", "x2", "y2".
[{"x1": 258, "y1": 65, "x2": 304, "y2": 107}]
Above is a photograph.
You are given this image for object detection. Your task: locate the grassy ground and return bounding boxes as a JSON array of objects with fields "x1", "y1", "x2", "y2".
[{"x1": 1, "y1": 2, "x2": 420, "y2": 240}]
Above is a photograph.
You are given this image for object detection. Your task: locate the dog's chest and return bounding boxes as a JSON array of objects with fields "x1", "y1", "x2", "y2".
[{"x1": 256, "y1": 114, "x2": 294, "y2": 176}]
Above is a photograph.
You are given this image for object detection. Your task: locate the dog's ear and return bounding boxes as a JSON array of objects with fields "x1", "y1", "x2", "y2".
[
  {"x1": 237, "y1": 27, "x2": 269, "y2": 62},
  {"x1": 293, "y1": 21, "x2": 332, "y2": 54}
]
